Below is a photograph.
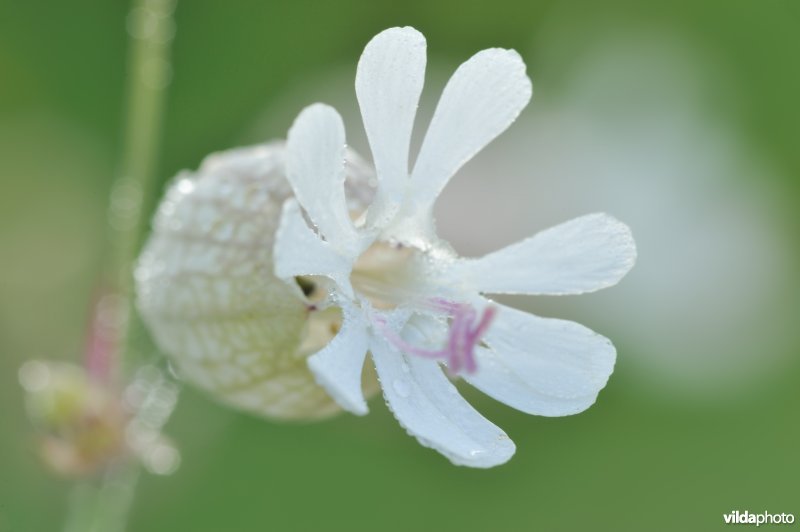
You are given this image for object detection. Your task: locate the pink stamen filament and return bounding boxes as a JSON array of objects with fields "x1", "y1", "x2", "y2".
[{"x1": 374, "y1": 300, "x2": 496, "y2": 375}]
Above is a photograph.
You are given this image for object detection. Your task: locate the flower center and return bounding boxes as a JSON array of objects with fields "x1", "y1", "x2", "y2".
[
  {"x1": 350, "y1": 242, "x2": 495, "y2": 375},
  {"x1": 350, "y1": 241, "x2": 419, "y2": 310}
]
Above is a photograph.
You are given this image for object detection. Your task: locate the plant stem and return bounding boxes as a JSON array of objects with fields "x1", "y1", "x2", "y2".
[
  {"x1": 63, "y1": 462, "x2": 141, "y2": 532},
  {"x1": 66, "y1": 1, "x2": 177, "y2": 530},
  {"x1": 110, "y1": 0, "x2": 177, "y2": 372}
]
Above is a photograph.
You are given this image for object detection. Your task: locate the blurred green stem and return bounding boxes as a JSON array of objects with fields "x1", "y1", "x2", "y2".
[
  {"x1": 63, "y1": 463, "x2": 141, "y2": 532},
  {"x1": 110, "y1": 0, "x2": 176, "y2": 372},
  {"x1": 66, "y1": 0, "x2": 176, "y2": 530}
]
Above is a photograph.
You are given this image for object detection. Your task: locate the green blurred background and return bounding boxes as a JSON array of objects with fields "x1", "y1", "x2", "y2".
[{"x1": 1, "y1": 1, "x2": 798, "y2": 531}]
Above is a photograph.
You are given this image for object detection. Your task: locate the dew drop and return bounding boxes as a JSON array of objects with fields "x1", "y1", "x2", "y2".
[
  {"x1": 141, "y1": 57, "x2": 172, "y2": 90},
  {"x1": 126, "y1": 7, "x2": 157, "y2": 40},
  {"x1": 392, "y1": 379, "x2": 410, "y2": 398},
  {"x1": 18, "y1": 361, "x2": 50, "y2": 392},
  {"x1": 166, "y1": 361, "x2": 181, "y2": 380},
  {"x1": 176, "y1": 178, "x2": 195, "y2": 195},
  {"x1": 144, "y1": 442, "x2": 180, "y2": 475}
]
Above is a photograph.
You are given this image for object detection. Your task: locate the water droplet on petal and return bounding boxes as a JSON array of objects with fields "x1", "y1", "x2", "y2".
[{"x1": 392, "y1": 379, "x2": 410, "y2": 398}]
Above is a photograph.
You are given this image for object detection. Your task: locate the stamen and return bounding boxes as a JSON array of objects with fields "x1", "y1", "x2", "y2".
[{"x1": 373, "y1": 300, "x2": 497, "y2": 375}]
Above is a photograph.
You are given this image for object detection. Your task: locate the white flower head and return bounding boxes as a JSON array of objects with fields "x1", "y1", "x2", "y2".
[{"x1": 275, "y1": 27, "x2": 637, "y2": 467}]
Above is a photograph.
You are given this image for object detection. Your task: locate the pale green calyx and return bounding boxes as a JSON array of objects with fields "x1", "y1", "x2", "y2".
[{"x1": 135, "y1": 142, "x2": 379, "y2": 419}]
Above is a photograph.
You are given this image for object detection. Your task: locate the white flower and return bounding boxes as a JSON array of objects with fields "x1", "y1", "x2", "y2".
[{"x1": 274, "y1": 27, "x2": 637, "y2": 468}]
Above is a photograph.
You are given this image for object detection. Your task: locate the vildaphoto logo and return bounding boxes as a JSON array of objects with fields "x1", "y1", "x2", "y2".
[{"x1": 723, "y1": 510, "x2": 796, "y2": 526}]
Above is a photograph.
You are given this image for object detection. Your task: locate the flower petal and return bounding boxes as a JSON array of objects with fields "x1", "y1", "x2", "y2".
[
  {"x1": 286, "y1": 103, "x2": 359, "y2": 250},
  {"x1": 408, "y1": 48, "x2": 532, "y2": 216},
  {"x1": 454, "y1": 213, "x2": 636, "y2": 295},
  {"x1": 356, "y1": 27, "x2": 426, "y2": 228},
  {"x1": 465, "y1": 301, "x2": 616, "y2": 416},
  {"x1": 307, "y1": 301, "x2": 370, "y2": 415},
  {"x1": 370, "y1": 329, "x2": 515, "y2": 468},
  {"x1": 274, "y1": 198, "x2": 354, "y2": 298}
]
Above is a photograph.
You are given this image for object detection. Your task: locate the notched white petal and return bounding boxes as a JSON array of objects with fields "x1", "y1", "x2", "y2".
[
  {"x1": 469, "y1": 301, "x2": 616, "y2": 416},
  {"x1": 371, "y1": 333, "x2": 515, "y2": 468},
  {"x1": 357, "y1": 26, "x2": 426, "y2": 229},
  {"x1": 307, "y1": 302, "x2": 370, "y2": 415},
  {"x1": 466, "y1": 347, "x2": 602, "y2": 417},
  {"x1": 455, "y1": 213, "x2": 637, "y2": 295},
  {"x1": 274, "y1": 199, "x2": 354, "y2": 298},
  {"x1": 408, "y1": 48, "x2": 532, "y2": 216},
  {"x1": 286, "y1": 103, "x2": 359, "y2": 250}
]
